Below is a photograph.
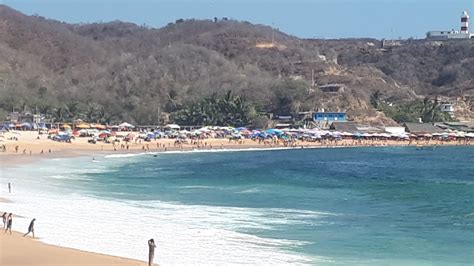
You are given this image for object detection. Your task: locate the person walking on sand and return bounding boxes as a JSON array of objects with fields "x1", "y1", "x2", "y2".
[
  {"x1": 1, "y1": 212, "x2": 6, "y2": 229},
  {"x1": 148, "y1": 238, "x2": 156, "y2": 266},
  {"x1": 23, "y1": 218, "x2": 36, "y2": 238},
  {"x1": 5, "y1": 213, "x2": 12, "y2": 234}
]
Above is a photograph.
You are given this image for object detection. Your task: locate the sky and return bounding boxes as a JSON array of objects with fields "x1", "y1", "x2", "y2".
[{"x1": 2, "y1": 0, "x2": 473, "y2": 39}]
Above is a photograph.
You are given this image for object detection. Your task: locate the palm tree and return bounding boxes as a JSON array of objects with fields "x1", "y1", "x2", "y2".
[
  {"x1": 171, "y1": 90, "x2": 251, "y2": 126},
  {"x1": 64, "y1": 101, "x2": 80, "y2": 122},
  {"x1": 52, "y1": 106, "x2": 67, "y2": 122},
  {"x1": 38, "y1": 103, "x2": 52, "y2": 117}
]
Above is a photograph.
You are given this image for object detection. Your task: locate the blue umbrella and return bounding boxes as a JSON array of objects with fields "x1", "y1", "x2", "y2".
[
  {"x1": 21, "y1": 122, "x2": 32, "y2": 129},
  {"x1": 265, "y1": 129, "x2": 283, "y2": 136}
]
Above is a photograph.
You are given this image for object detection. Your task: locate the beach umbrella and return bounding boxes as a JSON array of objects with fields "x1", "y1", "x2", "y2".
[
  {"x1": 20, "y1": 122, "x2": 32, "y2": 129},
  {"x1": 95, "y1": 124, "x2": 106, "y2": 130},
  {"x1": 75, "y1": 124, "x2": 90, "y2": 129},
  {"x1": 98, "y1": 133, "x2": 110, "y2": 139},
  {"x1": 0, "y1": 125, "x2": 9, "y2": 131},
  {"x1": 265, "y1": 129, "x2": 283, "y2": 136}
]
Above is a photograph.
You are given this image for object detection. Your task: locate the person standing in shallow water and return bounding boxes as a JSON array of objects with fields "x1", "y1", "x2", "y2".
[
  {"x1": 148, "y1": 238, "x2": 156, "y2": 266},
  {"x1": 23, "y1": 218, "x2": 36, "y2": 238}
]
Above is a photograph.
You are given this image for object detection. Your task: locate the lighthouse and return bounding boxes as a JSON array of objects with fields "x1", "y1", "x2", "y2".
[
  {"x1": 461, "y1": 11, "x2": 469, "y2": 34},
  {"x1": 426, "y1": 11, "x2": 474, "y2": 39}
]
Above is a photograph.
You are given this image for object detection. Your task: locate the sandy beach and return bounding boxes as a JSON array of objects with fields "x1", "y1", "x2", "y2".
[
  {"x1": 0, "y1": 232, "x2": 146, "y2": 265},
  {"x1": 0, "y1": 130, "x2": 472, "y2": 265}
]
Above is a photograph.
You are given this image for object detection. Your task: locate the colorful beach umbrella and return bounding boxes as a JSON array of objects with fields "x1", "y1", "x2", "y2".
[{"x1": 75, "y1": 124, "x2": 90, "y2": 129}]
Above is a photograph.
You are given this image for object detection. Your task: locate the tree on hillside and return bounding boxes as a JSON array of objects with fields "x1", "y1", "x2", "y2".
[
  {"x1": 370, "y1": 90, "x2": 382, "y2": 109},
  {"x1": 271, "y1": 79, "x2": 309, "y2": 115}
]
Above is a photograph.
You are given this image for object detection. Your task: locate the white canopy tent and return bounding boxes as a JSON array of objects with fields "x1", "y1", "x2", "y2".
[{"x1": 119, "y1": 122, "x2": 135, "y2": 128}]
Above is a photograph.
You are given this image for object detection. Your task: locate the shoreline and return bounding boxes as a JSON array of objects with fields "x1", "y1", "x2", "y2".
[
  {"x1": 1, "y1": 141, "x2": 472, "y2": 165},
  {"x1": 2, "y1": 142, "x2": 472, "y2": 167},
  {"x1": 1, "y1": 131, "x2": 472, "y2": 166}
]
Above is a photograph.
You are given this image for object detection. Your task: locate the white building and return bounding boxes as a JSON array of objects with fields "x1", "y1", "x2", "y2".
[
  {"x1": 426, "y1": 11, "x2": 474, "y2": 40},
  {"x1": 440, "y1": 102, "x2": 455, "y2": 117}
]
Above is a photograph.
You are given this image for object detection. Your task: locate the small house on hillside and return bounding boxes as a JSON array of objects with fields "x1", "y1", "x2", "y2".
[{"x1": 403, "y1": 123, "x2": 443, "y2": 134}]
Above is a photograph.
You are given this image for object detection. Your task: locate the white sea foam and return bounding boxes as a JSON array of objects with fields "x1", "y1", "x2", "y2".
[
  {"x1": 180, "y1": 185, "x2": 217, "y2": 189},
  {"x1": 0, "y1": 190, "x2": 325, "y2": 265},
  {"x1": 236, "y1": 188, "x2": 262, "y2": 194},
  {"x1": 0, "y1": 161, "x2": 329, "y2": 265}
]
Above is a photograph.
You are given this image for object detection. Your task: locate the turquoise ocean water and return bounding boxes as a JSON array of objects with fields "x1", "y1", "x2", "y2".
[{"x1": 1, "y1": 146, "x2": 473, "y2": 265}]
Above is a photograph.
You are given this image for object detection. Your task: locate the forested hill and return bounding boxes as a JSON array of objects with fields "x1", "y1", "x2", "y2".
[{"x1": 0, "y1": 5, "x2": 473, "y2": 126}]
